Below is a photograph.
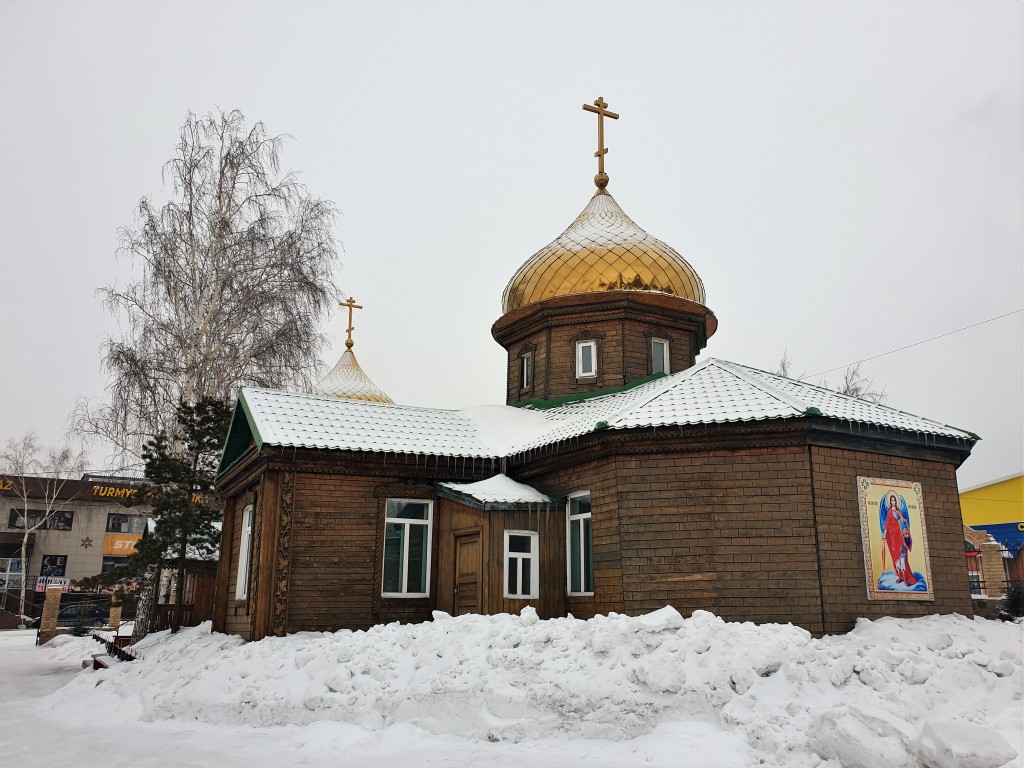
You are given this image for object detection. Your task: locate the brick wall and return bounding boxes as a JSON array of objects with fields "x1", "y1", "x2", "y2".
[
  {"x1": 614, "y1": 447, "x2": 822, "y2": 630},
  {"x1": 494, "y1": 292, "x2": 710, "y2": 405},
  {"x1": 809, "y1": 446, "x2": 972, "y2": 634}
]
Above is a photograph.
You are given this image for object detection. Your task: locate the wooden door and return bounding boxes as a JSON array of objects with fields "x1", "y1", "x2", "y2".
[{"x1": 454, "y1": 532, "x2": 482, "y2": 615}]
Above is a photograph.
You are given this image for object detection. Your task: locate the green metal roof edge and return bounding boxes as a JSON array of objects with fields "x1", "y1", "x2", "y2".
[
  {"x1": 514, "y1": 372, "x2": 666, "y2": 411},
  {"x1": 216, "y1": 391, "x2": 265, "y2": 477}
]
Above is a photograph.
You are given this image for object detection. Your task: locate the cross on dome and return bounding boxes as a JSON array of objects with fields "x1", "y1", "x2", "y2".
[
  {"x1": 582, "y1": 96, "x2": 620, "y2": 190},
  {"x1": 341, "y1": 296, "x2": 363, "y2": 350}
]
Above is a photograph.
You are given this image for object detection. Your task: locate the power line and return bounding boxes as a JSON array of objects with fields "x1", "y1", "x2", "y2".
[{"x1": 810, "y1": 309, "x2": 1023, "y2": 377}]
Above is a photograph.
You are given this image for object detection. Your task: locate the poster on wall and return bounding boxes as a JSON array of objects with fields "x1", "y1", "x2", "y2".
[
  {"x1": 857, "y1": 477, "x2": 934, "y2": 601},
  {"x1": 39, "y1": 554, "x2": 67, "y2": 578}
]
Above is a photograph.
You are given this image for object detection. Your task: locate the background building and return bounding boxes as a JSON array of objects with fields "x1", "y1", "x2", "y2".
[
  {"x1": 961, "y1": 473, "x2": 1024, "y2": 591},
  {"x1": 0, "y1": 474, "x2": 150, "y2": 596}
]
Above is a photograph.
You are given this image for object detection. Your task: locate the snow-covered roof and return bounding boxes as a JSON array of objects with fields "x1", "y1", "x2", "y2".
[
  {"x1": 223, "y1": 358, "x2": 976, "y2": 470},
  {"x1": 439, "y1": 474, "x2": 552, "y2": 505}
]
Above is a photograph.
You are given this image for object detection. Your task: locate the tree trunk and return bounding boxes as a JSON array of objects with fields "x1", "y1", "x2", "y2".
[
  {"x1": 172, "y1": 534, "x2": 186, "y2": 633},
  {"x1": 17, "y1": 532, "x2": 29, "y2": 623}
]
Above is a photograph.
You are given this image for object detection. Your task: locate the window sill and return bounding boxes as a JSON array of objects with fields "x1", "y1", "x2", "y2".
[
  {"x1": 567, "y1": 592, "x2": 595, "y2": 597},
  {"x1": 381, "y1": 593, "x2": 429, "y2": 599},
  {"x1": 575, "y1": 375, "x2": 597, "y2": 381},
  {"x1": 504, "y1": 594, "x2": 539, "y2": 600}
]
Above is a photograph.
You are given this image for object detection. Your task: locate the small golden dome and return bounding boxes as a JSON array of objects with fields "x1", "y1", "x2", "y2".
[
  {"x1": 502, "y1": 190, "x2": 706, "y2": 314},
  {"x1": 315, "y1": 349, "x2": 394, "y2": 403}
]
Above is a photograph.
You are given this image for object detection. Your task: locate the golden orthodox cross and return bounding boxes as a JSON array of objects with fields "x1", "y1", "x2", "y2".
[
  {"x1": 582, "y1": 96, "x2": 619, "y2": 188},
  {"x1": 341, "y1": 296, "x2": 363, "y2": 349}
]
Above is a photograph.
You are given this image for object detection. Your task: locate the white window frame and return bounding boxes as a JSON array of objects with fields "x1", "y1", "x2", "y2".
[
  {"x1": 566, "y1": 491, "x2": 594, "y2": 596},
  {"x1": 235, "y1": 503, "x2": 254, "y2": 600},
  {"x1": 504, "y1": 530, "x2": 539, "y2": 599},
  {"x1": 576, "y1": 340, "x2": 597, "y2": 378},
  {"x1": 520, "y1": 350, "x2": 533, "y2": 390},
  {"x1": 382, "y1": 498, "x2": 433, "y2": 598},
  {"x1": 651, "y1": 337, "x2": 670, "y2": 375}
]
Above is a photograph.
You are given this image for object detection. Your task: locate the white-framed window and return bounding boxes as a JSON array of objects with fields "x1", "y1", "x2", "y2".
[
  {"x1": 567, "y1": 492, "x2": 593, "y2": 595},
  {"x1": 504, "y1": 530, "x2": 539, "y2": 599},
  {"x1": 576, "y1": 340, "x2": 597, "y2": 378},
  {"x1": 382, "y1": 499, "x2": 433, "y2": 597},
  {"x1": 651, "y1": 338, "x2": 670, "y2": 375},
  {"x1": 520, "y1": 350, "x2": 533, "y2": 390},
  {"x1": 235, "y1": 503, "x2": 254, "y2": 600}
]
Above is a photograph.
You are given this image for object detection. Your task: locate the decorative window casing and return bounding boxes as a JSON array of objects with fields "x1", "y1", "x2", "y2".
[
  {"x1": 567, "y1": 492, "x2": 594, "y2": 595},
  {"x1": 382, "y1": 499, "x2": 433, "y2": 597},
  {"x1": 576, "y1": 340, "x2": 597, "y2": 379},
  {"x1": 520, "y1": 350, "x2": 534, "y2": 390},
  {"x1": 235, "y1": 503, "x2": 254, "y2": 600},
  {"x1": 651, "y1": 337, "x2": 670, "y2": 375},
  {"x1": 505, "y1": 530, "x2": 538, "y2": 599}
]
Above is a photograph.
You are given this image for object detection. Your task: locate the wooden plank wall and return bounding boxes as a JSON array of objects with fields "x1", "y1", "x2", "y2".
[
  {"x1": 435, "y1": 499, "x2": 487, "y2": 615},
  {"x1": 223, "y1": 488, "x2": 251, "y2": 638},
  {"x1": 523, "y1": 457, "x2": 624, "y2": 619},
  {"x1": 212, "y1": 495, "x2": 236, "y2": 633},
  {"x1": 436, "y1": 499, "x2": 566, "y2": 619},
  {"x1": 487, "y1": 507, "x2": 565, "y2": 619}
]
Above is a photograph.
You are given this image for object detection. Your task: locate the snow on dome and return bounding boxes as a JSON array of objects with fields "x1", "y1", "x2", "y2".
[
  {"x1": 501, "y1": 190, "x2": 706, "y2": 313},
  {"x1": 314, "y1": 349, "x2": 393, "y2": 403},
  {"x1": 440, "y1": 474, "x2": 551, "y2": 505}
]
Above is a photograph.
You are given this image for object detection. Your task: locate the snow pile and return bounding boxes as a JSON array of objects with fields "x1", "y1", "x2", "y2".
[{"x1": 41, "y1": 609, "x2": 1022, "y2": 767}]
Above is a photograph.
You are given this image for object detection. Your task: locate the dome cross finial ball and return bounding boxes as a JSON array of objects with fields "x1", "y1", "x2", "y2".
[
  {"x1": 341, "y1": 296, "x2": 362, "y2": 349},
  {"x1": 582, "y1": 96, "x2": 619, "y2": 190}
]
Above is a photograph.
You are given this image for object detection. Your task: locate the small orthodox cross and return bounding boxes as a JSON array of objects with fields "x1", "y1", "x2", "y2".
[
  {"x1": 341, "y1": 296, "x2": 363, "y2": 349},
  {"x1": 582, "y1": 96, "x2": 619, "y2": 189}
]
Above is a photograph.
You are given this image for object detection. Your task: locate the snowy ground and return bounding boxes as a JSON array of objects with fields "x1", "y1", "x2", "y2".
[{"x1": 0, "y1": 609, "x2": 1021, "y2": 768}]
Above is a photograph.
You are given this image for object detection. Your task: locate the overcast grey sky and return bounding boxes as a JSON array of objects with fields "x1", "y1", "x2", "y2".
[{"x1": 1, "y1": 0, "x2": 1020, "y2": 489}]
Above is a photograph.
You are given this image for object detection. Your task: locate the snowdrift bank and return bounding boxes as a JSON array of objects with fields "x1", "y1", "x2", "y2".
[{"x1": 43, "y1": 609, "x2": 1022, "y2": 767}]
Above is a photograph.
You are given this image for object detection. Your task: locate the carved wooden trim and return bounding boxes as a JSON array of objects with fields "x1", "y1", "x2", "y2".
[
  {"x1": 569, "y1": 329, "x2": 607, "y2": 343},
  {"x1": 272, "y1": 470, "x2": 295, "y2": 637},
  {"x1": 642, "y1": 327, "x2": 675, "y2": 341},
  {"x1": 247, "y1": 475, "x2": 264, "y2": 638},
  {"x1": 372, "y1": 483, "x2": 438, "y2": 617}
]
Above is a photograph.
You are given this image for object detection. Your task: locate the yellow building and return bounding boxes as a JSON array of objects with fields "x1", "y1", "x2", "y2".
[{"x1": 961, "y1": 473, "x2": 1024, "y2": 585}]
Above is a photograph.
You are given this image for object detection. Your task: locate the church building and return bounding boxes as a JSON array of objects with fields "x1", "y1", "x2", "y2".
[{"x1": 213, "y1": 98, "x2": 978, "y2": 641}]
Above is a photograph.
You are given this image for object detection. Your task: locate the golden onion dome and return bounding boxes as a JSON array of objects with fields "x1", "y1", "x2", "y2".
[
  {"x1": 314, "y1": 297, "x2": 393, "y2": 403},
  {"x1": 315, "y1": 349, "x2": 393, "y2": 403},
  {"x1": 501, "y1": 189, "x2": 706, "y2": 314}
]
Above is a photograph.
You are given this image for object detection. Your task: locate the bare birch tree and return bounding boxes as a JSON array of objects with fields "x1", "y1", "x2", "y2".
[
  {"x1": 833, "y1": 361, "x2": 887, "y2": 404},
  {"x1": 774, "y1": 355, "x2": 887, "y2": 403},
  {"x1": 75, "y1": 109, "x2": 340, "y2": 461},
  {"x1": 0, "y1": 433, "x2": 87, "y2": 623}
]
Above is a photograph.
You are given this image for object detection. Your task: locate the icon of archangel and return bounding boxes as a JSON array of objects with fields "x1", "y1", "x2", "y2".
[{"x1": 858, "y1": 477, "x2": 933, "y2": 600}]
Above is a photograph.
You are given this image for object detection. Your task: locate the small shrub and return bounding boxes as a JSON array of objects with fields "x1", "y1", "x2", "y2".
[{"x1": 1004, "y1": 581, "x2": 1024, "y2": 618}]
